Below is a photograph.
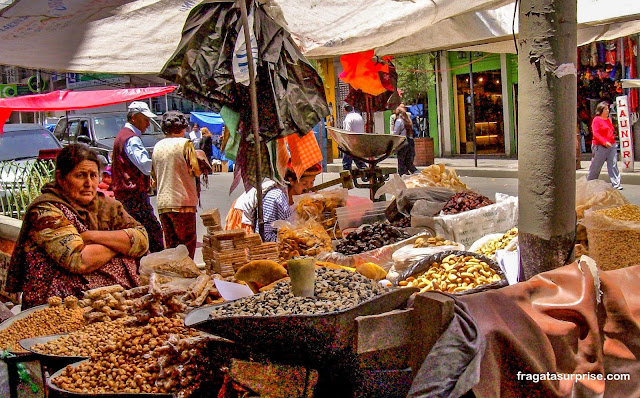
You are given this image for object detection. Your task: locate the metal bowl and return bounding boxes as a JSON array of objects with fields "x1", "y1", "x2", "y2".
[
  {"x1": 184, "y1": 287, "x2": 418, "y2": 368},
  {"x1": 327, "y1": 127, "x2": 406, "y2": 161}
]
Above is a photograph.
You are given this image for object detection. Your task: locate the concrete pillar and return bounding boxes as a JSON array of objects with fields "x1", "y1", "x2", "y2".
[{"x1": 518, "y1": 0, "x2": 577, "y2": 280}]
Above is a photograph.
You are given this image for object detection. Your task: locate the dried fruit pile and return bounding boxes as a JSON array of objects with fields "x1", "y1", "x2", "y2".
[
  {"x1": 336, "y1": 221, "x2": 409, "y2": 255},
  {"x1": 439, "y1": 191, "x2": 494, "y2": 215}
]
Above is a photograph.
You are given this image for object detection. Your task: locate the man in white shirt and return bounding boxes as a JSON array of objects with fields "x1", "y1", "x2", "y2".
[
  {"x1": 189, "y1": 123, "x2": 202, "y2": 148},
  {"x1": 342, "y1": 103, "x2": 366, "y2": 170}
]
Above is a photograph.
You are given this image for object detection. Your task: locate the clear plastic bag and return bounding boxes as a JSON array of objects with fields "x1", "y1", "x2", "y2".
[
  {"x1": 397, "y1": 187, "x2": 455, "y2": 217},
  {"x1": 291, "y1": 188, "x2": 348, "y2": 239},
  {"x1": 575, "y1": 176, "x2": 628, "y2": 221},
  {"x1": 273, "y1": 219, "x2": 333, "y2": 261},
  {"x1": 139, "y1": 245, "x2": 202, "y2": 284},
  {"x1": 583, "y1": 206, "x2": 640, "y2": 270}
]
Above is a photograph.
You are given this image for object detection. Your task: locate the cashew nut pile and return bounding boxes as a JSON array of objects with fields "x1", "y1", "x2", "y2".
[
  {"x1": 0, "y1": 297, "x2": 85, "y2": 352},
  {"x1": 414, "y1": 235, "x2": 457, "y2": 248},
  {"x1": 52, "y1": 317, "x2": 211, "y2": 396},
  {"x1": 475, "y1": 228, "x2": 518, "y2": 257},
  {"x1": 399, "y1": 254, "x2": 502, "y2": 293}
]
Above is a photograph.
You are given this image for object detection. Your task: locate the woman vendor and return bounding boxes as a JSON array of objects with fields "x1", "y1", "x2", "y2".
[
  {"x1": 225, "y1": 162, "x2": 322, "y2": 242},
  {"x1": 7, "y1": 144, "x2": 149, "y2": 309}
]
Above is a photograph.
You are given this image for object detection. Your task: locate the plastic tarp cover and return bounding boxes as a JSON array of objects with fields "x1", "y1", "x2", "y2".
[
  {"x1": 190, "y1": 112, "x2": 225, "y2": 135},
  {"x1": 0, "y1": 86, "x2": 176, "y2": 133},
  {"x1": 1, "y1": 1, "x2": 640, "y2": 72}
]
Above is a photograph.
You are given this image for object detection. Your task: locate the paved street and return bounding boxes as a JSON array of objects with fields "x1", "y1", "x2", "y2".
[{"x1": 158, "y1": 169, "x2": 640, "y2": 266}]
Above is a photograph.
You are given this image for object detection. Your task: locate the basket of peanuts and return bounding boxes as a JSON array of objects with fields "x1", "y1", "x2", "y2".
[{"x1": 395, "y1": 250, "x2": 507, "y2": 295}]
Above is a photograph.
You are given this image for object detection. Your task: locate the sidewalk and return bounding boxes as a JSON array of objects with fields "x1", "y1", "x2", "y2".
[{"x1": 327, "y1": 157, "x2": 640, "y2": 185}]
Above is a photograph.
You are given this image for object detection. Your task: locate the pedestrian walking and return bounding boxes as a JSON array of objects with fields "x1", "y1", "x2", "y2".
[
  {"x1": 152, "y1": 111, "x2": 202, "y2": 259},
  {"x1": 199, "y1": 127, "x2": 214, "y2": 164},
  {"x1": 112, "y1": 101, "x2": 164, "y2": 253},
  {"x1": 587, "y1": 101, "x2": 622, "y2": 190},
  {"x1": 393, "y1": 105, "x2": 418, "y2": 175},
  {"x1": 342, "y1": 103, "x2": 367, "y2": 170},
  {"x1": 189, "y1": 123, "x2": 202, "y2": 148}
]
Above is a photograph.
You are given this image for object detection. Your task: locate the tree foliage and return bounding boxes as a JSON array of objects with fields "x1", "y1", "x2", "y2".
[{"x1": 394, "y1": 53, "x2": 436, "y2": 105}]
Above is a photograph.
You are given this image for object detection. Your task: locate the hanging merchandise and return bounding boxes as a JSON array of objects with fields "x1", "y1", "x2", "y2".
[
  {"x1": 253, "y1": 7, "x2": 330, "y2": 140},
  {"x1": 605, "y1": 40, "x2": 616, "y2": 66},
  {"x1": 220, "y1": 105, "x2": 241, "y2": 161},
  {"x1": 233, "y1": 10, "x2": 258, "y2": 86},
  {"x1": 339, "y1": 50, "x2": 389, "y2": 96},
  {"x1": 579, "y1": 46, "x2": 590, "y2": 67},
  {"x1": 591, "y1": 42, "x2": 599, "y2": 67},
  {"x1": 274, "y1": 138, "x2": 290, "y2": 184},
  {"x1": 344, "y1": 59, "x2": 401, "y2": 112},
  {"x1": 160, "y1": 0, "x2": 330, "y2": 145},
  {"x1": 285, "y1": 131, "x2": 323, "y2": 180},
  {"x1": 240, "y1": 138, "x2": 272, "y2": 191}
]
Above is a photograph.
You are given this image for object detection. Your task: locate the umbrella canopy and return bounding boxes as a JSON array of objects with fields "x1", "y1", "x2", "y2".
[
  {"x1": 0, "y1": 86, "x2": 176, "y2": 132},
  {"x1": 190, "y1": 112, "x2": 225, "y2": 135}
]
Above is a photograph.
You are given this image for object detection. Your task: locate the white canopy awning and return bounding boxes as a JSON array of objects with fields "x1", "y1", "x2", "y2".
[
  {"x1": 0, "y1": 0, "x2": 639, "y2": 73},
  {"x1": 374, "y1": 1, "x2": 640, "y2": 55}
]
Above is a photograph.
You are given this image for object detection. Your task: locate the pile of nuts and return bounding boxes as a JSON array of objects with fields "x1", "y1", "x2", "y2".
[
  {"x1": 31, "y1": 319, "x2": 135, "y2": 358},
  {"x1": 439, "y1": 191, "x2": 494, "y2": 215},
  {"x1": 132, "y1": 273, "x2": 223, "y2": 323},
  {"x1": 399, "y1": 254, "x2": 502, "y2": 293},
  {"x1": 587, "y1": 204, "x2": 640, "y2": 270},
  {"x1": 0, "y1": 297, "x2": 85, "y2": 352},
  {"x1": 336, "y1": 221, "x2": 409, "y2": 255},
  {"x1": 475, "y1": 228, "x2": 518, "y2": 257},
  {"x1": 210, "y1": 268, "x2": 390, "y2": 318},
  {"x1": 414, "y1": 235, "x2": 457, "y2": 248},
  {"x1": 278, "y1": 222, "x2": 333, "y2": 261},
  {"x1": 52, "y1": 317, "x2": 207, "y2": 395},
  {"x1": 80, "y1": 285, "x2": 136, "y2": 324}
]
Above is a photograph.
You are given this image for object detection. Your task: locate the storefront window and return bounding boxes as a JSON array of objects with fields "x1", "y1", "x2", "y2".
[{"x1": 456, "y1": 71, "x2": 504, "y2": 154}]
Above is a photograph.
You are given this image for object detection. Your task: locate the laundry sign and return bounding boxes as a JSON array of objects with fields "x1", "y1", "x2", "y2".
[{"x1": 616, "y1": 96, "x2": 634, "y2": 172}]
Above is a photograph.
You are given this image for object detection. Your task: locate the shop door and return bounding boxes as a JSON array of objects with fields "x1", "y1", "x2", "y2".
[{"x1": 456, "y1": 71, "x2": 505, "y2": 154}]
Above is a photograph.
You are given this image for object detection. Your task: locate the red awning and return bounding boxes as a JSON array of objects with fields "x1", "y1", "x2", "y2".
[{"x1": 0, "y1": 86, "x2": 177, "y2": 132}]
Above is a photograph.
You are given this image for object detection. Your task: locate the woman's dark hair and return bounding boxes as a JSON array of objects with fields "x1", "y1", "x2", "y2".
[
  {"x1": 162, "y1": 111, "x2": 189, "y2": 134},
  {"x1": 55, "y1": 144, "x2": 101, "y2": 179},
  {"x1": 595, "y1": 101, "x2": 609, "y2": 116}
]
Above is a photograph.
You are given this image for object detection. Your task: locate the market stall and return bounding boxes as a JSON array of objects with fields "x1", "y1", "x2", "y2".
[{"x1": 0, "y1": 160, "x2": 637, "y2": 397}]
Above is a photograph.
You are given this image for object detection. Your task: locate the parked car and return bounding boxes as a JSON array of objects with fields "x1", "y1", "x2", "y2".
[
  {"x1": 0, "y1": 124, "x2": 63, "y2": 217},
  {"x1": 53, "y1": 113, "x2": 164, "y2": 161}
]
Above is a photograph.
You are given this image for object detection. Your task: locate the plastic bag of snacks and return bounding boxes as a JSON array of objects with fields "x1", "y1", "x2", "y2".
[
  {"x1": 395, "y1": 250, "x2": 507, "y2": 295},
  {"x1": 273, "y1": 220, "x2": 333, "y2": 262},
  {"x1": 292, "y1": 189, "x2": 348, "y2": 239},
  {"x1": 583, "y1": 204, "x2": 640, "y2": 270}
]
